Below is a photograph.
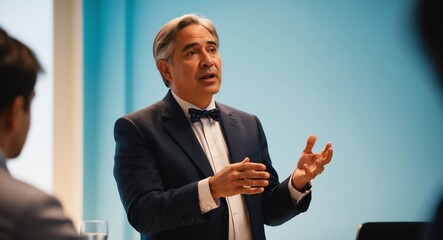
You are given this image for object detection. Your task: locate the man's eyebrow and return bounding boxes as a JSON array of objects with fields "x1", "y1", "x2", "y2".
[
  {"x1": 182, "y1": 41, "x2": 218, "y2": 52},
  {"x1": 182, "y1": 43, "x2": 199, "y2": 52},
  {"x1": 206, "y1": 41, "x2": 217, "y2": 47}
]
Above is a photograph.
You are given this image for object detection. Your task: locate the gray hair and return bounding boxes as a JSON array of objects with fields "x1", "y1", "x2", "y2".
[{"x1": 153, "y1": 14, "x2": 219, "y2": 87}]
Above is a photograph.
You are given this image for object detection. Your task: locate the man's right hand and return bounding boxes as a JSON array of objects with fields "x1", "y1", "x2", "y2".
[{"x1": 208, "y1": 157, "x2": 270, "y2": 199}]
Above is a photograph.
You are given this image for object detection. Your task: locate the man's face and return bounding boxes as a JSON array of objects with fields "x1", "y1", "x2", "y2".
[
  {"x1": 9, "y1": 93, "x2": 33, "y2": 158},
  {"x1": 161, "y1": 24, "x2": 222, "y2": 108}
]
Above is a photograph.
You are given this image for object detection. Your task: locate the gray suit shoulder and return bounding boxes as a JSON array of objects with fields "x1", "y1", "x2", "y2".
[{"x1": 0, "y1": 168, "x2": 85, "y2": 240}]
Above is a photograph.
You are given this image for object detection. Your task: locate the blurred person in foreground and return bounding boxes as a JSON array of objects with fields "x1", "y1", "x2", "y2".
[
  {"x1": 417, "y1": 0, "x2": 443, "y2": 239},
  {"x1": 0, "y1": 28, "x2": 85, "y2": 240},
  {"x1": 114, "y1": 14, "x2": 333, "y2": 240}
]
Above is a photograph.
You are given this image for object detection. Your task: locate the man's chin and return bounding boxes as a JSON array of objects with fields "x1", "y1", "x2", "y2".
[
  {"x1": 8, "y1": 150, "x2": 22, "y2": 159},
  {"x1": 202, "y1": 83, "x2": 221, "y2": 94},
  {"x1": 208, "y1": 87, "x2": 221, "y2": 95}
]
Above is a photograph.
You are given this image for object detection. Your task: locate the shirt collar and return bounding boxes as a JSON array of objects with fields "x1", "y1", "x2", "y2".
[
  {"x1": 171, "y1": 91, "x2": 216, "y2": 119},
  {"x1": 0, "y1": 148, "x2": 8, "y2": 172}
]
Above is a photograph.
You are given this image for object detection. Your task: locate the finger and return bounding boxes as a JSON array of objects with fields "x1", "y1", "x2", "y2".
[
  {"x1": 237, "y1": 171, "x2": 270, "y2": 180},
  {"x1": 239, "y1": 186, "x2": 265, "y2": 195},
  {"x1": 321, "y1": 142, "x2": 332, "y2": 155},
  {"x1": 240, "y1": 179, "x2": 269, "y2": 188},
  {"x1": 314, "y1": 159, "x2": 324, "y2": 174},
  {"x1": 303, "y1": 134, "x2": 317, "y2": 154},
  {"x1": 303, "y1": 163, "x2": 316, "y2": 179},
  {"x1": 242, "y1": 157, "x2": 250, "y2": 163},
  {"x1": 235, "y1": 162, "x2": 266, "y2": 172},
  {"x1": 321, "y1": 148, "x2": 333, "y2": 165}
]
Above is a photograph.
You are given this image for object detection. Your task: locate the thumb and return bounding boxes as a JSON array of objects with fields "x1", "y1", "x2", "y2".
[{"x1": 303, "y1": 134, "x2": 317, "y2": 153}]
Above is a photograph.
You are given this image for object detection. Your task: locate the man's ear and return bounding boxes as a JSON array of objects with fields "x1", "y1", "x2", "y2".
[
  {"x1": 4, "y1": 96, "x2": 25, "y2": 131},
  {"x1": 158, "y1": 60, "x2": 173, "y2": 81}
]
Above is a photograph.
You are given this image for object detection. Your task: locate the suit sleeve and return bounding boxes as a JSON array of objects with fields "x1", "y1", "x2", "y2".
[
  {"x1": 254, "y1": 116, "x2": 312, "y2": 226},
  {"x1": 113, "y1": 117, "x2": 204, "y2": 234}
]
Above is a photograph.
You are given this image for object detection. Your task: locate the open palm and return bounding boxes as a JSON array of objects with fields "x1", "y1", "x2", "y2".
[{"x1": 292, "y1": 134, "x2": 333, "y2": 190}]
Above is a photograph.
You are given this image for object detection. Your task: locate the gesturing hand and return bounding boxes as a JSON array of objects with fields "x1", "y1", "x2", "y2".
[
  {"x1": 292, "y1": 134, "x2": 333, "y2": 191},
  {"x1": 208, "y1": 158, "x2": 270, "y2": 199}
]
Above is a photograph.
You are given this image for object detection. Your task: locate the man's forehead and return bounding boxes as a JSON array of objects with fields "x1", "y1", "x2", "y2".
[{"x1": 175, "y1": 24, "x2": 217, "y2": 46}]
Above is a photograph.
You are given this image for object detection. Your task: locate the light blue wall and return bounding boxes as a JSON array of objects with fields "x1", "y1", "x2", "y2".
[
  {"x1": 83, "y1": 1, "x2": 443, "y2": 239},
  {"x1": 83, "y1": 0, "x2": 134, "y2": 239}
]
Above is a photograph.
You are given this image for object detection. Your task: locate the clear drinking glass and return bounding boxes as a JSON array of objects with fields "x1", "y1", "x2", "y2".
[{"x1": 78, "y1": 220, "x2": 108, "y2": 240}]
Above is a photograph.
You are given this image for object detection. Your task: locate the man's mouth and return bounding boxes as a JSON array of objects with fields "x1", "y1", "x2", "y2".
[{"x1": 200, "y1": 73, "x2": 216, "y2": 80}]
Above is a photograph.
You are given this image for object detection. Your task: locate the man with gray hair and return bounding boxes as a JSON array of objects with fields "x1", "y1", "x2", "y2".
[{"x1": 114, "y1": 14, "x2": 333, "y2": 240}]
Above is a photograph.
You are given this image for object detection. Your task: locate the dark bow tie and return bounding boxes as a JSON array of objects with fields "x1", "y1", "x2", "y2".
[{"x1": 188, "y1": 108, "x2": 221, "y2": 123}]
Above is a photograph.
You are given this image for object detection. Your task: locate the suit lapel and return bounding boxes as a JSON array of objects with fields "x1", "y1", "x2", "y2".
[
  {"x1": 161, "y1": 92, "x2": 214, "y2": 178},
  {"x1": 217, "y1": 103, "x2": 244, "y2": 164},
  {"x1": 217, "y1": 103, "x2": 255, "y2": 208}
]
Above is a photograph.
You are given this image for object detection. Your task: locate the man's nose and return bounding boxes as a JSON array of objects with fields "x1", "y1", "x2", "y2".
[{"x1": 200, "y1": 51, "x2": 214, "y2": 68}]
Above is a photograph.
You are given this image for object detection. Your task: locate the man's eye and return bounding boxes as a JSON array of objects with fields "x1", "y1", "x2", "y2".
[
  {"x1": 188, "y1": 50, "x2": 198, "y2": 56},
  {"x1": 209, "y1": 47, "x2": 217, "y2": 53}
]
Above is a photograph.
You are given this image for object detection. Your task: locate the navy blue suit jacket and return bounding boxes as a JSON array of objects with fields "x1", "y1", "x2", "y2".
[{"x1": 113, "y1": 91, "x2": 311, "y2": 240}]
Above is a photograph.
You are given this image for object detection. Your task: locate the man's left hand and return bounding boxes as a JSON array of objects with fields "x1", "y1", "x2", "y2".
[{"x1": 292, "y1": 134, "x2": 333, "y2": 191}]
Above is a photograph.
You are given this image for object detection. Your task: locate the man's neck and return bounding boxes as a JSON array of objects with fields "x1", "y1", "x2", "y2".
[{"x1": 171, "y1": 90, "x2": 215, "y2": 110}]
